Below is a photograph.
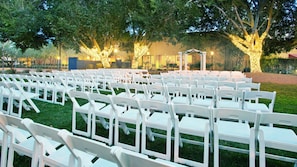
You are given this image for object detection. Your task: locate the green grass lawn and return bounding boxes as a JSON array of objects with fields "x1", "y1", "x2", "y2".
[{"x1": 13, "y1": 83, "x2": 297, "y2": 167}]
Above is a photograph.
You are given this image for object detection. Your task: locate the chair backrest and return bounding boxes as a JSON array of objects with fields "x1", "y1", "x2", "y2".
[
  {"x1": 21, "y1": 118, "x2": 65, "y2": 155},
  {"x1": 213, "y1": 108, "x2": 260, "y2": 125},
  {"x1": 218, "y1": 81, "x2": 237, "y2": 90},
  {"x1": 111, "y1": 96, "x2": 142, "y2": 116},
  {"x1": 126, "y1": 83, "x2": 148, "y2": 99},
  {"x1": 166, "y1": 86, "x2": 191, "y2": 103},
  {"x1": 146, "y1": 84, "x2": 169, "y2": 102},
  {"x1": 58, "y1": 129, "x2": 118, "y2": 166},
  {"x1": 109, "y1": 82, "x2": 129, "y2": 96},
  {"x1": 138, "y1": 100, "x2": 174, "y2": 124},
  {"x1": 237, "y1": 82, "x2": 260, "y2": 91},
  {"x1": 68, "y1": 90, "x2": 90, "y2": 107},
  {"x1": 190, "y1": 87, "x2": 216, "y2": 105},
  {"x1": 111, "y1": 146, "x2": 173, "y2": 167},
  {"x1": 259, "y1": 112, "x2": 297, "y2": 127},
  {"x1": 216, "y1": 89, "x2": 244, "y2": 102},
  {"x1": 88, "y1": 93, "x2": 113, "y2": 108},
  {"x1": 172, "y1": 104, "x2": 211, "y2": 120},
  {"x1": 244, "y1": 91, "x2": 276, "y2": 111}
]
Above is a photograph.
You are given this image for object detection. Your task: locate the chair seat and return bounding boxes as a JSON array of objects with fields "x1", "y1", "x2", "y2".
[
  {"x1": 171, "y1": 97, "x2": 189, "y2": 104},
  {"x1": 146, "y1": 112, "x2": 171, "y2": 129},
  {"x1": 44, "y1": 146, "x2": 71, "y2": 167},
  {"x1": 118, "y1": 109, "x2": 141, "y2": 124},
  {"x1": 245, "y1": 103, "x2": 269, "y2": 112},
  {"x1": 92, "y1": 158, "x2": 119, "y2": 167},
  {"x1": 217, "y1": 101, "x2": 241, "y2": 109},
  {"x1": 14, "y1": 137, "x2": 35, "y2": 156},
  {"x1": 74, "y1": 149, "x2": 97, "y2": 166},
  {"x1": 179, "y1": 117, "x2": 209, "y2": 135},
  {"x1": 75, "y1": 103, "x2": 92, "y2": 113},
  {"x1": 260, "y1": 126, "x2": 297, "y2": 152},
  {"x1": 192, "y1": 99, "x2": 212, "y2": 107},
  {"x1": 150, "y1": 95, "x2": 167, "y2": 102},
  {"x1": 94, "y1": 105, "x2": 114, "y2": 117},
  {"x1": 217, "y1": 121, "x2": 251, "y2": 143}
]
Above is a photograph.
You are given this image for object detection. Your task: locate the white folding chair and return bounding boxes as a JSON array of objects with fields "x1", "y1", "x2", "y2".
[
  {"x1": 243, "y1": 91, "x2": 276, "y2": 113},
  {"x1": 172, "y1": 104, "x2": 212, "y2": 167},
  {"x1": 52, "y1": 77, "x2": 74, "y2": 105},
  {"x1": 213, "y1": 108, "x2": 261, "y2": 167},
  {"x1": 258, "y1": 112, "x2": 297, "y2": 167},
  {"x1": 146, "y1": 84, "x2": 169, "y2": 103},
  {"x1": 216, "y1": 89, "x2": 244, "y2": 109},
  {"x1": 138, "y1": 100, "x2": 174, "y2": 160},
  {"x1": 69, "y1": 90, "x2": 100, "y2": 137},
  {"x1": 0, "y1": 114, "x2": 36, "y2": 167},
  {"x1": 58, "y1": 129, "x2": 119, "y2": 167},
  {"x1": 111, "y1": 146, "x2": 186, "y2": 167},
  {"x1": 190, "y1": 87, "x2": 216, "y2": 107},
  {"x1": 126, "y1": 83, "x2": 148, "y2": 100},
  {"x1": 21, "y1": 118, "x2": 73, "y2": 167},
  {"x1": 166, "y1": 86, "x2": 191, "y2": 105},
  {"x1": 112, "y1": 96, "x2": 144, "y2": 152},
  {"x1": 109, "y1": 82, "x2": 130, "y2": 97},
  {"x1": 6, "y1": 82, "x2": 40, "y2": 117},
  {"x1": 0, "y1": 82, "x2": 12, "y2": 114},
  {"x1": 89, "y1": 93, "x2": 116, "y2": 145},
  {"x1": 0, "y1": 113, "x2": 11, "y2": 167}
]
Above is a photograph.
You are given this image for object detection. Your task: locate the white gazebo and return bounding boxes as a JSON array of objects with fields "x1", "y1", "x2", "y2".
[{"x1": 178, "y1": 49, "x2": 207, "y2": 71}]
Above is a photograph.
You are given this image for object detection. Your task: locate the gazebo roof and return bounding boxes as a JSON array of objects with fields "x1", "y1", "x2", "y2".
[{"x1": 288, "y1": 53, "x2": 297, "y2": 59}]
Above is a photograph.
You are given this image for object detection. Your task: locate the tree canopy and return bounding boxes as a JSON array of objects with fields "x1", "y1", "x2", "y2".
[{"x1": 0, "y1": 0, "x2": 296, "y2": 72}]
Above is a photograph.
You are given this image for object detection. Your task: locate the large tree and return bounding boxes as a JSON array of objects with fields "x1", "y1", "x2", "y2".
[
  {"x1": 0, "y1": 0, "x2": 49, "y2": 51},
  {"x1": 184, "y1": 0, "x2": 297, "y2": 72}
]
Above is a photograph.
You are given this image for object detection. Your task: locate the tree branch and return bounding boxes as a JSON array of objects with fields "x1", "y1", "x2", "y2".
[{"x1": 233, "y1": 5, "x2": 249, "y2": 36}]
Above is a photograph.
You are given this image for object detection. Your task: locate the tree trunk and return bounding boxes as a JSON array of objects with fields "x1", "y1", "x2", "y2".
[{"x1": 249, "y1": 51, "x2": 262, "y2": 73}]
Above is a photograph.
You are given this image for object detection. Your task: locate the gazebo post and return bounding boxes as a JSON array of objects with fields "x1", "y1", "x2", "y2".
[
  {"x1": 184, "y1": 53, "x2": 188, "y2": 71},
  {"x1": 178, "y1": 52, "x2": 183, "y2": 71},
  {"x1": 202, "y1": 51, "x2": 207, "y2": 71}
]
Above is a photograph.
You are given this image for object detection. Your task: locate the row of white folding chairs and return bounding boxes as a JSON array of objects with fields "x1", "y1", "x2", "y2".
[
  {"x1": 133, "y1": 76, "x2": 254, "y2": 88},
  {"x1": 162, "y1": 70, "x2": 246, "y2": 78},
  {"x1": 0, "y1": 112, "x2": 185, "y2": 167},
  {"x1": 108, "y1": 82, "x2": 273, "y2": 113},
  {"x1": 0, "y1": 81, "x2": 40, "y2": 117},
  {"x1": 1, "y1": 74, "x2": 73, "y2": 106},
  {"x1": 68, "y1": 91, "x2": 297, "y2": 167}
]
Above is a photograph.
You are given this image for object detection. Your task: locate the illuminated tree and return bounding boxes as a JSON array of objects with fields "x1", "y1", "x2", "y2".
[{"x1": 186, "y1": 0, "x2": 297, "y2": 72}]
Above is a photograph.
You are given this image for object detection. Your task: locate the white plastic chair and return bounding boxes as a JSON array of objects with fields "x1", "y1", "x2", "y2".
[
  {"x1": 58, "y1": 129, "x2": 119, "y2": 167},
  {"x1": 190, "y1": 87, "x2": 216, "y2": 107},
  {"x1": 112, "y1": 96, "x2": 144, "y2": 152},
  {"x1": 216, "y1": 89, "x2": 244, "y2": 109},
  {"x1": 126, "y1": 83, "x2": 148, "y2": 100},
  {"x1": 146, "y1": 84, "x2": 169, "y2": 103},
  {"x1": 69, "y1": 90, "x2": 100, "y2": 137},
  {"x1": 0, "y1": 82, "x2": 12, "y2": 114},
  {"x1": 89, "y1": 93, "x2": 116, "y2": 145},
  {"x1": 21, "y1": 118, "x2": 72, "y2": 167},
  {"x1": 243, "y1": 91, "x2": 276, "y2": 113},
  {"x1": 166, "y1": 86, "x2": 191, "y2": 105},
  {"x1": 6, "y1": 82, "x2": 40, "y2": 117},
  {"x1": 138, "y1": 100, "x2": 174, "y2": 160},
  {"x1": 0, "y1": 114, "x2": 36, "y2": 167},
  {"x1": 172, "y1": 104, "x2": 212, "y2": 167},
  {"x1": 109, "y1": 82, "x2": 130, "y2": 97},
  {"x1": 213, "y1": 108, "x2": 261, "y2": 167},
  {"x1": 258, "y1": 112, "x2": 297, "y2": 167}
]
